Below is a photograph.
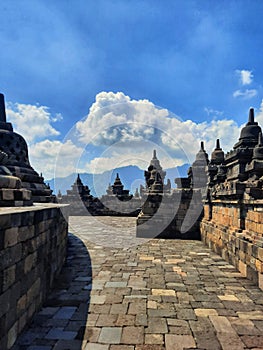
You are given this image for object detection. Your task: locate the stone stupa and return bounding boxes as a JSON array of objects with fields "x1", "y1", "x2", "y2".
[{"x1": 0, "y1": 93, "x2": 54, "y2": 202}]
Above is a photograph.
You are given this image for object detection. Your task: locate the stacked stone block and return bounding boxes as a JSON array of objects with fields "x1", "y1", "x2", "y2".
[
  {"x1": 201, "y1": 108, "x2": 263, "y2": 291},
  {"x1": 0, "y1": 204, "x2": 68, "y2": 349},
  {"x1": 201, "y1": 200, "x2": 263, "y2": 290}
]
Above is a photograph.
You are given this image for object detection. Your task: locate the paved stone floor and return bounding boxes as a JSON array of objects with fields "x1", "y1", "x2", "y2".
[{"x1": 12, "y1": 216, "x2": 263, "y2": 350}]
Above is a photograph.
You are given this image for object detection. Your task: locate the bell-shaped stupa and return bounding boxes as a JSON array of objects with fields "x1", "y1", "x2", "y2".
[{"x1": 0, "y1": 93, "x2": 53, "y2": 202}]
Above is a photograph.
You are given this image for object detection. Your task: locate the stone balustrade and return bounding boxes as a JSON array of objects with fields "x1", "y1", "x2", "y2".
[
  {"x1": 201, "y1": 199, "x2": 263, "y2": 290},
  {"x1": 0, "y1": 204, "x2": 68, "y2": 349}
]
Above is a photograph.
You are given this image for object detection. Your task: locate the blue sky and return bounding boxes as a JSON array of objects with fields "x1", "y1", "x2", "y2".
[{"x1": 1, "y1": 1, "x2": 263, "y2": 180}]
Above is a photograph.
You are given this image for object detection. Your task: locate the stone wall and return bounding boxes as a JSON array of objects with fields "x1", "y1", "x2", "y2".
[
  {"x1": 137, "y1": 189, "x2": 203, "y2": 239},
  {"x1": 0, "y1": 204, "x2": 68, "y2": 349},
  {"x1": 200, "y1": 199, "x2": 263, "y2": 290}
]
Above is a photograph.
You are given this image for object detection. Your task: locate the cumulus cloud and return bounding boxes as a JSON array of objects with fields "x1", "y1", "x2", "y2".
[
  {"x1": 255, "y1": 99, "x2": 263, "y2": 127},
  {"x1": 8, "y1": 91, "x2": 263, "y2": 180},
  {"x1": 76, "y1": 91, "x2": 168, "y2": 146},
  {"x1": 85, "y1": 147, "x2": 180, "y2": 174},
  {"x1": 236, "y1": 69, "x2": 253, "y2": 85},
  {"x1": 30, "y1": 139, "x2": 84, "y2": 178},
  {"x1": 4, "y1": 101, "x2": 68, "y2": 179},
  {"x1": 75, "y1": 91, "x2": 242, "y2": 172},
  {"x1": 6, "y1": 102, "x2": 60, "y2": 144},
  {"x1": 233, "y1": 89, "x2": 257, "y2": 99}
]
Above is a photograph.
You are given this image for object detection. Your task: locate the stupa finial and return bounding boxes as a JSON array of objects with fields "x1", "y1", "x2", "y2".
[
  {"x1": 0, "y1": 93, "x2": 6, "y2": 123},
  {"x1": 248, "y1": 108, "x2": 255, "y2": 124}
]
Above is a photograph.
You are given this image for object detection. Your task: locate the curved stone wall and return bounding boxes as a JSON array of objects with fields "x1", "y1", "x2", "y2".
[
  {"x1": 0, "y1": 204, "x2": 68, "y2": 349},
  {"x1": 201, "y1": 199, "x2": 263, "y2": 291}
]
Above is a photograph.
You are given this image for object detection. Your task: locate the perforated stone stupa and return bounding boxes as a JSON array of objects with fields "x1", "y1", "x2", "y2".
[
  {"x1": 100, "y1": 173, "x2": 141, "y2": 215},
  {"x1": 0, "y1": 150, "x2": 32, "y2": 206},
  {"x1": 58, "y1": 174, "x2": 103, "y2": 215},
  {"x1": 208, "y1": 108, "x2": 263, "y2": 200},
  {"x1": 0, "y1": 93, "x2": 54, "y2": 202}
]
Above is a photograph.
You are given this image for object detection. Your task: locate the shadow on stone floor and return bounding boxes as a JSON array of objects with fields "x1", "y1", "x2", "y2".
[{"x1": 11, "y1": 232, "x2": 92, "y2": 350}]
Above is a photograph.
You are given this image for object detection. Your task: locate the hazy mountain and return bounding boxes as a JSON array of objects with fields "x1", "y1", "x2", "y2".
[{"x1": 47, "y1": 164, "x2": 190, "y2": 197}]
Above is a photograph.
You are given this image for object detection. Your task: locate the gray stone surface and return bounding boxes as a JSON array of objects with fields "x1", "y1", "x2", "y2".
[{"x1": 11, "y1": 216, "x2": 263, "y2": 350}]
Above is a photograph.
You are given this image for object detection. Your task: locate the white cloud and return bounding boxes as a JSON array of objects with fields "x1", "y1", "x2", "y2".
[
  {"x1": 85, "y1": 148, "x2": 180, "y2": 174},
  {"x1": 236, "y1": 69, "x2": 253, "y2": 85},
  {"x1": 29, "y1": 139, "x2": 84, "y2": 179},
  {"x1": 6, "y1": 102, "x2": 60, "y2": 144},
  {"x1": 233, "y1": 89, "x2": 257, "y2": 99},
  {"x1": 8, "y1": 92, "x2": 263, "y2": 181},
  {"x1": 76, "y1": 91, "x2": 168, "y2": 146},
  {"x1": 204, "y1": 107, "x2": 224, "y2": 117},
  {"x1": 74, "y1": 91, "x2": 242, "y2": 172},
  {"x1": 255, "y1": 99, "x2": 263, "y2": 127}
]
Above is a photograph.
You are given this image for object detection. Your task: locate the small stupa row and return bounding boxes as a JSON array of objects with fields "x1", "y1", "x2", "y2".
[
  {"x1": 0, "y1": 94, "x2": 54, "y2": 206},
  {"x1": 136, "y1": 107, "x2": 263, "y2": 238},
  {"x1": 58, "y1": 172, "x2": 142, "y2": 216},
  {"x1": 207, "y1": 108, "x2": 263, "y2": 201}
]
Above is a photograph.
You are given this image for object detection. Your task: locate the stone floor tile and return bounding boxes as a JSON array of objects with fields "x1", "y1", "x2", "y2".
[
  {"x1": 145, "y1": 334, "x2": 163, "y2": 344},
  {"x1": 237, "y1": 311, "x2": 263, "y2": 319},
  {"x1": 98, "y1": 327, "x2": 122, "y2": 344},
  {"x1": 38, "y1": 308, "x2": 60, "y2": 316},
  {"x1": 96, "y1": 314, "x2": 118, "y2": 327},
  {"x1": 165, "y1": 334, "x2": 196, "y2": 350},
  {"x1": 53, "y1": 307, "x2": 77, "y2": 320},
  {"x1": 105, "y1": 281, "x2": 127, "y2": 288},
  {"x1": 147, "y1": 301, "x2": 158, "y2": 309},
  {"x1": 209, "y1": 315, "x2": 245, "y2": 349},
  {"x1": 86, "y1": 314, "x2": 99, "y2": 326},
  {"x1": 151, "y1": 289, "x2": 176, "y2": 296},
  {"x1": 146, "y1": 318, "x2": 168, "y2": 334},
  {"x1": 128, "y1": 301, "x2": 147, "y2": 314},
  {"x1": 110, "y1": 346, "x2": 134, "y2": 350},
  {"x1": 135, "y1": 346, "x2": 165, "y2": 350},
  {"x1": 110, "y1": 303, "x2": 128, "y2": 314},
  {"x1": 121, "y1": 326, "x2": 144, "y2": 344},
  {"x1": 218, "y1": 294, "x2": 240, "y2": 301},
  {"x1": 90, "y1": 295, "x2": 106, "y2": 304},
  {"x1": 85, "y1": 344, "x2": 109, "y2": 350},
  {"x1": 241, "y1": 335, "x2": 263, "y2": 348},
  {"x1": 76, "y1": 326, "x2": 101, "y2": 342},
  {"x1": 194, "y1": 308, "x2": 218, "y2": 317},
  {"x1": 11, "y1": 217, "x2": 263, "y2": 349},
  {"x1": 45, "y1": 328, "x2": 77, "y2": 340},
  {"x1": 116, "y1": 314, "x2": 135, "y2": 326},
  {"x1": 176, "y1": 307, "x2": 196, "y2": 320},
  {"x1": 52, "y1": 340, "x2": 83, "y2": 350}
]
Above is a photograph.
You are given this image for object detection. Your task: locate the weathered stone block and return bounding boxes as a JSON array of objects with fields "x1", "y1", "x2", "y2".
[
  {"x1": 258, "y1": 247, "x2": 263, "y2": 262},
  {"x1": 24, "y1": 252, "x2": 37, "y2": 274},
  {"x1": 18, "y1": 312, "x2": 27, "y2": 333},
  {"x1": 2, "y1": 189, "x2": 14, "y2": 201},
  {"x1": 18, "y1": 226, "x2": 34, "y2": 242},
  {"x1": 0, "y1": 205, "x2": 68, "y2": 348},
  {"x1": 0, "y1": 288, "x2": 10, "y2": 318},
  {"x1": 0, "y1": 243, "x2": 22, "y2": 270},
  {"x1": 3, "y1": 265, "x2": 16, "y2": 292},
  {"x1": 7, "y1": 321, "x2": 18, "y2": 349},
  {"x1": 4, "y1": 227, "x2": 19, "y2": 248},
  {"x1": 239, "y1": 260, "x2": 247, "y2": 277}
]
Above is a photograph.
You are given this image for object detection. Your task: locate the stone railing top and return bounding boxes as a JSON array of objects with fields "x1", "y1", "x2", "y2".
[{"x1": 0, "y1": 203, "x2": 69, "y2": 215}]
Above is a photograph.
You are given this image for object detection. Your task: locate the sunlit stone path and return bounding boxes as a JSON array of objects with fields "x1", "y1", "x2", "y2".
[{"x1": 12, "y1": 216, "x2": 263, "y2": 350}]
